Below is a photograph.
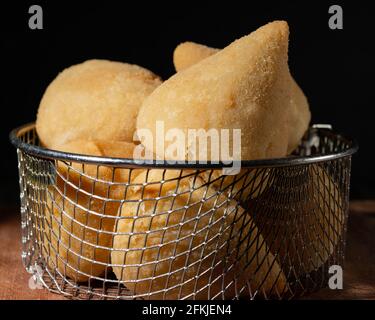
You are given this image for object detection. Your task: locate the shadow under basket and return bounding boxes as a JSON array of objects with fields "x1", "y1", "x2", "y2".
[{"x1": 9, "y1": 123, "x2": 358, "y2": 300}]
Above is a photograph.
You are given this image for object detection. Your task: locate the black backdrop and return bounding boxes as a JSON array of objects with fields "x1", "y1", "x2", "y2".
[{"x1": 1, "y1": 1, "x2": 373, "y2": 205}]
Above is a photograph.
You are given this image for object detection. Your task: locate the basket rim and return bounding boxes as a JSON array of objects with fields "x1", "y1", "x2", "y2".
[{"x1": 9, "y1": 122, "x2": 358, "y2": 169}]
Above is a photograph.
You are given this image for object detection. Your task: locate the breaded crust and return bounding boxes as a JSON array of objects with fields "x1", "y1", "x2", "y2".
[
  {"x1": 111, "y1": 169, "x2": 288, "y2": 299},
  {"x1": 36, "y1": 59, "x2": 162, "y2": 148},
  {"x1": 173, "y1": 41, "x2": 311, "y2": 154},
  {"x1": 43, "y1": 140, "x2": 142, "y2": 281},
  {"x1": 137, "y1": 21, "x2": 291, "y2": 162}
]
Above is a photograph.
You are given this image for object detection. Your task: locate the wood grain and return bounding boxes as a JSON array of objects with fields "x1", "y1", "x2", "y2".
[
  {"x1": 0, "y1": 201, "x2": 374, "y2": 300},
  {"x1": 0, "y1": 209, "x2": 64, "y2": 300}
]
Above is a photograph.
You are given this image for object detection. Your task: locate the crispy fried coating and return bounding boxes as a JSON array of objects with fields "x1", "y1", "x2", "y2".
[
  {"x1": 173, "y1": 41, "x2": 311, "y2": 154},
  {"x1": 199, "y1": 168, "x2": 275, "y2": 202},
  {"x1": 52, "y1": 140, "x2": 140, "y2": 198},
  {"x1": 42, "y1": 140, "x2": 142, "y2": 282},
  {"x1": 288, "y1": 80, "x2": 311, "y2": 153},
  {"x1": 36, "y1": 59, "x2": 162, "y2": 148},
  {"x1": 308, "y1": 166, "x2": 344, "y2": 270},
  {"x1": 173, "y1": 42, "x2": 219, "y2": 72},
  {"x1": 253, "y1": 164, "x2": 345, "y2": 275},
  {"x1": 111, "y1": 169, "x2": 288, "y2": 299},
  {"x1": 43, "y1": 186, "x2": 119, "y2": 282},
  {"x1": 137, "y1": 21, "x2": 291, "y2": 162}
]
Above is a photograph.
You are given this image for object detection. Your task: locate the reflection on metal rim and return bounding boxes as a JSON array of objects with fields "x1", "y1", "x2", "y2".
[{"x1": 9, "y1": 122, "x2": 358, "y2": 169}]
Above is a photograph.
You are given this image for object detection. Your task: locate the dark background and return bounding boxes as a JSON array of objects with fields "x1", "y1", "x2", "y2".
[{"x1": 1, "y1": 1, "x2": 373, "y2": 205}]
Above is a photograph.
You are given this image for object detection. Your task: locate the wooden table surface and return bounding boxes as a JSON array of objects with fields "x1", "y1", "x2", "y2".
[{"x1": 0, "y1": 201, "x2": 374, "y2": 300}]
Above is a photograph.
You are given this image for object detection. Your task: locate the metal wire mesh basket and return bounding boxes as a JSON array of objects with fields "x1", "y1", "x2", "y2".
[{"x1": 10, "y1": 123, "x2": 357, "y2": 300}]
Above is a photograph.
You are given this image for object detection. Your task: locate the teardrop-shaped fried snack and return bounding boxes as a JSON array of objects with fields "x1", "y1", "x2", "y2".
[
  {"x1": 36, "y1": 59, "x2": 162, "y2": 148},
  {"x1": 173, "y1": 41, "x2": 311, "y2": 154},
  {"x1": 42, "y1": 140, "x2": 142, "y2": 282},
  {"x1": 288, "y1": 80, "x2": 311, "y2": 153},
  {"x1": 111, "y1": 169, "x2": 288, "y2": 299},
  {"x1": 199, "y1": 168, "x2": 275, "y2": 203},
  {"x1": 43, "y1": 186, "x2": 119, "y2": 282},
  {"x1": 52, "y1": 139, "x2": 140, "y2": 199},
  {"x1": 137, "y1": 21, "x2": 291, "y2": 163},
  {"x1": 252, "y1": 164, "x2": 345, "y2": 277},
  {"x1": 173, "y1": 42, "x2": 218, "y2": 72}
]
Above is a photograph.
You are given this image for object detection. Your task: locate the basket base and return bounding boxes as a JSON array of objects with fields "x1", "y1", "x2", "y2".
[
  {"x1": 39, "y1": 265, "x2": 136, "y2": 300},
  {"x1": 34, "y1": 264, "x2": 331, "y2": 300}
]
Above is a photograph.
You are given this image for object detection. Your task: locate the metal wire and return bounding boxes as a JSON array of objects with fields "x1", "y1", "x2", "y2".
[{"x1": 11, "y1": 123, "x2": 357, "y2": 300}]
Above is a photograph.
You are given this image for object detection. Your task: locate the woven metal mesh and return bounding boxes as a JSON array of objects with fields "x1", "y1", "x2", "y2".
[{"x1": 13, "y1": 124, "x2": 354, "y2": 300}]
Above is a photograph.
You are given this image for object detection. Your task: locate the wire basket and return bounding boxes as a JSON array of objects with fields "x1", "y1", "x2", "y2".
[{"x1": 10, "y1": 123, "x2": 358, "y2": 300}]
